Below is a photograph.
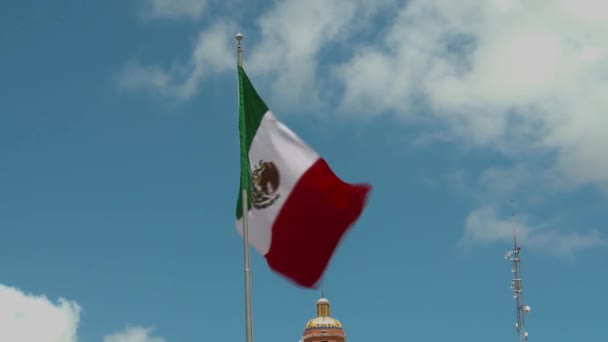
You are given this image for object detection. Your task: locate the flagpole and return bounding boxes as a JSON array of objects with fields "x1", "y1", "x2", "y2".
[{"x1": 236, "y1": 32, "x2": 254, "y2": 342}]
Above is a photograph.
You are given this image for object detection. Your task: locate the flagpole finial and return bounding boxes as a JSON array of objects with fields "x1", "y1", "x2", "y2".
[{"x1": 236, "y1": 33, "x2": 244, "y2": 67}]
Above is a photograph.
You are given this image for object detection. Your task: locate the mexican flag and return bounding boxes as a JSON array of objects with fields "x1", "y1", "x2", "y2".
[{"x1": 235, "y1": 66, "x2": 371, "y2": 288}]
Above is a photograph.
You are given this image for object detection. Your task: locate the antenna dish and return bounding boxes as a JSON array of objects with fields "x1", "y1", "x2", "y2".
[{"x1": 524, "y1": 305, "x2": 531, "y2": 313}]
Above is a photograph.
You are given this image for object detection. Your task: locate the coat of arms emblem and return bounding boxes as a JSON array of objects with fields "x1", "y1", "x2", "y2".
[{"x1": 251, "y1": 160, "x2": 280, "y2": 209}]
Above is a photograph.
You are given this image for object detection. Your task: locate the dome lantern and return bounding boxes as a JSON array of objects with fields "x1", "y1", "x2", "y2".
[{"x1": 316, "y1": 297, "x2": 330, "y2": 317}]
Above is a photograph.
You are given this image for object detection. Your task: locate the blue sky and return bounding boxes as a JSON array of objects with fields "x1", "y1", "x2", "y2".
[{"x1": 2, "y1": 0, "x2": 608, "y2": 341}]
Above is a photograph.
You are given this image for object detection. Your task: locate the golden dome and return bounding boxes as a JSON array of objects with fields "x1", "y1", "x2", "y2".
[
  {"x1": 305, "y1": 316, "x2": 343, "y2": 330},
  {"x1": 304, "y1": 298, "x2": 343, "y2": 331}
]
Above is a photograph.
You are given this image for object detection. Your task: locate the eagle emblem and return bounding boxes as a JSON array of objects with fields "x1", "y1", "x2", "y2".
[{"x1": 251, "y1": 160, "x2": 280, "y2": 209}]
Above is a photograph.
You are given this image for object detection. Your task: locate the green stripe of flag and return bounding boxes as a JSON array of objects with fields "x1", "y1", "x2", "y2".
[{"x1": 236, "y1": 66, "x2": 269, "y2": 219}]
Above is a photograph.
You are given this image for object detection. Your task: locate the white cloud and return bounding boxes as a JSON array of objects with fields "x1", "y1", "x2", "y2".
[
  {"x1": 118, "y1": 20, "x2": 236, "y2": 99},
  {"x1": 0, "y1": 283, "x2": 166, "y2": 342},
  {"x1": 140, "y1": 0, "x2": 207, "y2": 20},
  {"x1": 244, "y1": 0, "x2": 395, "y2": 111},
  {"x1": 461, "y1": 206, "x2": 605, "y2": 257},
  {"x1": 122, "y1": 0, "x2": 396, "y2": 110},
  {"x1": 0, "y1": 284, "x2": 81, "y2": 342},
  {"x1": 476, "y1": 164, "x2": 578, "y2": 201},
  {"x1": 335, "y1": 0, "x2": 608, "y2": 188},
  {"x1": 118, "y1": 63, "x2": 172, "y2": 94},
  {"x1": 104, "y1": 326, "x2": 166, "y2": 342},
  {"x1": 122, "y1": 0, "x2": 608, "y2": 192}
]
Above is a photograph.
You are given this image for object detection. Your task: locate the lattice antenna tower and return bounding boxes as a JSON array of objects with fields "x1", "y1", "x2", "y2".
[{"x1": 504, "y1": 203, "x2": 531, "y2": 341}]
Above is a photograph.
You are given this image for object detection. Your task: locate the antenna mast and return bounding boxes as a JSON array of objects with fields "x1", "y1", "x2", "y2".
[{"x1": 504, "y1": 205, "x2": 531, "y2": 341}]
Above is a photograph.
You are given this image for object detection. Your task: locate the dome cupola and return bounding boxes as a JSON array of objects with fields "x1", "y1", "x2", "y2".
[{"x1": 302, "y1": 297, "x2": 346, "y2": 342}]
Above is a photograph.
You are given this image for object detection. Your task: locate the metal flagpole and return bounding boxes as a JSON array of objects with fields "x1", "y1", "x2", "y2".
[{"x1": 236, "y1": 32, "x2": 254, "y2": 342}]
